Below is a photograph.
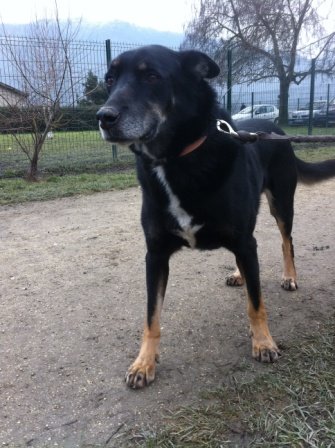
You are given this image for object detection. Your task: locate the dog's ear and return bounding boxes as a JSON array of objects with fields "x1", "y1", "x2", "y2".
[{"x1": 179, "y1": 50, "x2": 220, "y2": 79}]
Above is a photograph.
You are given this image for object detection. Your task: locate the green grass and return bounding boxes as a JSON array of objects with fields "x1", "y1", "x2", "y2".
[
  {"x1": 1, "y1": 127, "x2": 334, "y2": 178},
  {"x1": 0, "y1": 170, "x2": 138, "y2": 205},
  {"x1": 0, "y1": 129, "x2": 139, "y2": 204},
  {"x1": 0, "y1": 129, "x2": 111, "y2": 153},
  {"x1": 282, "y1": 125, "x2": 335, "y2": 136},
  {"x1": 0, "y1": 129, "x2": 334, "y2": 205},
  {"x1": 294, "y1": 144, "x2": 335, "y2": 162},
  {"x1": 0, "y1": 130, "x2": 135, "y2": 178},
  {"x1": 132, "y1": 317, "x2": 335, "y2": 447}
]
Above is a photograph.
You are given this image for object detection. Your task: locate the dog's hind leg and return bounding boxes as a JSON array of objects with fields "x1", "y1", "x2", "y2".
[
  {"x1": 236, "y1": 237, "x2": 280, "y2": 362},
  {"x1": 278, "y1": 221, "x2": 297, "y2": 291},
  {"x1": 125, "y1": 249, "x2": 171, "y2": 389},
  {"x1": 265, "y1": 188, "x2": 298, "y2": 291}
]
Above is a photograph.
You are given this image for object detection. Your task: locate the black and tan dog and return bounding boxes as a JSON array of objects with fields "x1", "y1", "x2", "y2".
[{"x1": 97, "y1": 45, "x2": 335, "y2": 389}]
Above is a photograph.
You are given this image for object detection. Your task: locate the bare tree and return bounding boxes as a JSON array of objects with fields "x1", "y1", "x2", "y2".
[
  {"x1": 184, "y1": 0, "x2": 335, "y2": 124},
  {"x1": 0, "y1": 9, "x2": 81, "y2": 180}
]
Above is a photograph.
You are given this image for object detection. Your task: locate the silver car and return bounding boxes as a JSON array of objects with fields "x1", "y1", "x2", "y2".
[
  {"x1": 288, "y1": 101, "x2": 327, "y2": 126},
  {"x1": 232, "y1": 104, "x2": 279, "y2": 123}
]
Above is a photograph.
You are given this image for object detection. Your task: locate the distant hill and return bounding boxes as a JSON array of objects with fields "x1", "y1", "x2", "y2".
[
  {"x1": 1, "y1": 20, "x2": 184, "y2": 48},
  {"x1": 0, "y1": 20, "x2": 184, "y2": 97}
]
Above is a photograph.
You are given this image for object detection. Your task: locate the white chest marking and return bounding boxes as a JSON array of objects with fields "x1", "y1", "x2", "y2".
[{"x1": 154, "y1": 166, "x2": 203, "y2": 248}]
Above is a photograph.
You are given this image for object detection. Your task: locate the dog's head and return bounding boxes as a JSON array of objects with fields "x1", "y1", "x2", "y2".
[{"x1": 96, "y1": 45, "x2": 219, "y2": 159}]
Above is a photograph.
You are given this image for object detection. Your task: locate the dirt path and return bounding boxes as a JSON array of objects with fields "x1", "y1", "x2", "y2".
[{"x1": 1, "y1": 181, "x2": 334, "y2": 447}]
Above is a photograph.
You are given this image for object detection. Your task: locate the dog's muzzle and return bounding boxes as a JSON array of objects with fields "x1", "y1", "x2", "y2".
[
  {"x1": 96, "y1": 106, "x2": 120, "y2": 130},
  {"x1": 97, "y1": 106, "x2": 128, "y2": 143},
  {"x1": 96, "y1": 102, "x2": 167, "y2": 149}
]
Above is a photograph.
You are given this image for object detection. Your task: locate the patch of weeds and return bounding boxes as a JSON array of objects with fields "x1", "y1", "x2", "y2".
[
  {"x1": 130, "y1": 318, "x2": 334, "y2": 447},
  {"x1": 293, "y1": 144, "x2": 335, "y2": 162},
  {"x1": 0, "y1": 171, "x2": 138, "y2": 205}
]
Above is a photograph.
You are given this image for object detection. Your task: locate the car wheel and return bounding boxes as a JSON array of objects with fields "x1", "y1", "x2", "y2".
[{"x1": 274, "y1": 118, "x2": 279, "y2": 125}]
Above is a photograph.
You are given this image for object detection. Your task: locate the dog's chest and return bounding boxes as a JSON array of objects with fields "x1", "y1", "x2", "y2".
[{"x1": 153, "y1": 166, "x2": 202, "y2": 248}]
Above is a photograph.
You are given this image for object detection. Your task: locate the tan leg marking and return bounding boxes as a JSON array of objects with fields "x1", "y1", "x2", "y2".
[
  {"x1": 248, "y1": 295, "x2": 280, "y2": 362},
  {"x1": 226, "y1": 267, "x2": 245, "y2": 286},
  {"x1": 125, "y1": 283, "x2": 164, "y2": 389},
  {"x1": 125, "y1": 322, "x2": 160, "y2": 389},
  {"x1": 278, "y1": 220, "x2": 298, "y2": 291}
]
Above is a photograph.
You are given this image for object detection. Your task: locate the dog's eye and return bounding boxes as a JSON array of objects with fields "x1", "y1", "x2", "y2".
[
  {"x1": 145, "y1": 72, "x2": 161, "y2": 83},
  {"x1": 106, "y1": 77, "x2": 115, "y2": 87}
]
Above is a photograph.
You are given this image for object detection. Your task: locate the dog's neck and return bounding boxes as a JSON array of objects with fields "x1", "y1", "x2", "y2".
[{"x1": 179, "y1": 135, "x2": 207, "y2": 157}]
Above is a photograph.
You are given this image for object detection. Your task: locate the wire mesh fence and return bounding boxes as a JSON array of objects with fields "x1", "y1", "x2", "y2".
[
  {"x1": 0, "y1": 36, "x2": 134, "y2": 178},
  {"x1": 0, "y1": 36, "x2": 334, "y2": 178}
]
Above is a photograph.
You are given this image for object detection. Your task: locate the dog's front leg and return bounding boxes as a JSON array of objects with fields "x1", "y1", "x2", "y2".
[
  {"x1": 236, "y1": 238, "x2": 280, "y2": 362},
  {"x1": 125, "y1": 250, "x2": 170, "y2": 389}
]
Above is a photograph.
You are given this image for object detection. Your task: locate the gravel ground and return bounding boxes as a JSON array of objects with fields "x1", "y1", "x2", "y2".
[{"x1": 0, "y1": 180, "x2": 334, "y2": 447}]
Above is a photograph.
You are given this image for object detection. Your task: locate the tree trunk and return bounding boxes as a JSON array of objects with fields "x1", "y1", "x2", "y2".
[
  {"x1": 26, "y1": 127, "x2": 51, "y2": 181},
  {"x1": 27, "y1": 145, "x2": 41, "y2": 182},
  {"x1": 278, "y1": 78, "x2": 290, "y2": 126}
]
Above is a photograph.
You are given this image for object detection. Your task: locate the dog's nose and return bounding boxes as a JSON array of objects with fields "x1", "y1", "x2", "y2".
[{"x1": 96, "y1": 107, "x2": 120, "y2": 126}]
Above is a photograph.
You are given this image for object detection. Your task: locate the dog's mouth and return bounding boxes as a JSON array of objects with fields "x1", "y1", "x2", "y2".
[
  {"x1": 100, "y1": 124, "x2": 164, "y2": 162},
  {"x1": 99, "y1": 120, "x2": 159, "y2": 145},
  {"x1": 97, "y1": 102, "x2": 167, "y2": 145},
  {"x1": 139, "y1": 126, "x2": 158, "y2": 142},
  {"x1": 99, "y1": 123, "x2": 132, "y2": 144}
]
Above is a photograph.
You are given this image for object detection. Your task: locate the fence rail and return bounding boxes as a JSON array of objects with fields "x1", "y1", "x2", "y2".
[{"x1": 0, "y1": 36, "x2": 334, "y2": 178}]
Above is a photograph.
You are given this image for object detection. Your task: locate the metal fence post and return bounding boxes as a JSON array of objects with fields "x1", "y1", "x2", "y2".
[
  {"x1": 105, "y1": 39, "x2": 111, "y2": 68},
  {"x1": 251, "y1": 92, "x2": 254, "y2": 118},
  {"x1": 308, "y1": 58, "x2": 316, "y2": 136},
  {"x1": 105, "y1": 39, "x2": 118, "y2": 161},
  {"x1": 227, "y1": 49, "x2": 232, "y2": 114},
  {"x1": 326, "y1": 84, "x2": 330, "y2": 128}
]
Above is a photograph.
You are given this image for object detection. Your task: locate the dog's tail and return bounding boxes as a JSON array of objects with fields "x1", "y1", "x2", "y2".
[{"x1": 295, "y1": 156, "x2": 335, "y2": 185}]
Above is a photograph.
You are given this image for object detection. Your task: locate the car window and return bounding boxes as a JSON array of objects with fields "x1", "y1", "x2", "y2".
[
  {"x1": 239, "y1": 106, "x2": 252, "y2": 114},
  {"x1": 316, "y1": 104, "x2": 333, "y2": 112},
  {"x1": 303, "y1": 102, "x2": 326, "y2": 110}
]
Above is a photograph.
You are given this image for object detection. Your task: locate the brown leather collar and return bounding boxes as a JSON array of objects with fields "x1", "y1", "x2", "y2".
[{"x1": 179, "y1": 135, "x2": 207, "y2": 157}]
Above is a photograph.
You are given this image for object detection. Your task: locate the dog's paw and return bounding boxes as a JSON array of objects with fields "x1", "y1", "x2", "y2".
[
  {"x1": 125, "y1": 358, "x2": 156, "y2": 389},
  {"x1": 281, "y1": 277, "x2": 298, "y2": 291},
  {"x1": 251, "y1": 339, "x2": 280, "y2": 363},
  {"x1": 226, "y1": 272, "x2": 244, "y2": 287}
]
